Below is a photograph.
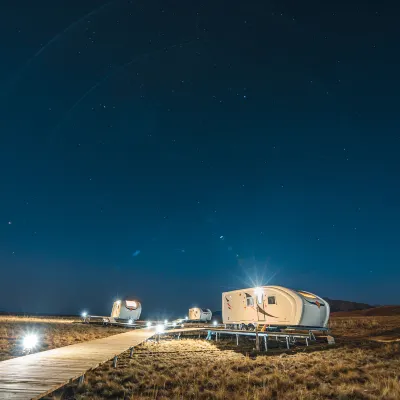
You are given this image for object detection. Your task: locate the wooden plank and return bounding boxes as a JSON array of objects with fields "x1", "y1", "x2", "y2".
[
  {"x1": 0, "y1": 327, "x2": 203, "y2": 400},
  {"x1": 0, "y1": 328, "x2": 156, "y2": 400}
]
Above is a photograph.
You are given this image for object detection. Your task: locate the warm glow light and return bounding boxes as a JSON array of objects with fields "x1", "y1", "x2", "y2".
[
  {"x1": 156, "y1": 324, "x2": 165, "y2": 334},
  {"x1": 297, "y1": 291, "x2": 316, "y2": 299},
  {"x1": 23, "y1": 334, "x2": 38, "y2": 350}
]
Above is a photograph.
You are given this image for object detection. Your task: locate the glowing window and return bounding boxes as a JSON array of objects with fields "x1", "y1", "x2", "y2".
[{"x1": 297, "y1": 291, "x2": 316, "y2": 299}]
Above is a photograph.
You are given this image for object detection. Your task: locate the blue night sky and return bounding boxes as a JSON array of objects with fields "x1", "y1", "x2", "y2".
[{"x1": 0, "y1": 0, "x2": 399, "y2": 317}]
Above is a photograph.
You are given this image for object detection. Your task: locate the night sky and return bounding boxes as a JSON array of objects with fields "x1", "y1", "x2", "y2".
[{"x1": 0, "y1": 0, "x2": 399, "y2": 317}]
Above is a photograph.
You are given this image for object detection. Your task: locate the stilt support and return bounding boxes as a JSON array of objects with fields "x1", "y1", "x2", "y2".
[
  {"x1": 113, "y1": 355, "x2": 118, "y2": 368},
  {"x1": 255, "y1": 331, "x2": 260, "y2": 351}
]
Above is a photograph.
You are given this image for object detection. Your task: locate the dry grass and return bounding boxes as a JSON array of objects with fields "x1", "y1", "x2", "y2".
[
  {"x1": 0, "y1": 315, "x2": 78, "y2": 323},
  {"x1": 48, "y1": 315, "x2": 400, "y2": 400},
  {"x1": 0, "y1": 316, "x2": 129, "y2": 361}
]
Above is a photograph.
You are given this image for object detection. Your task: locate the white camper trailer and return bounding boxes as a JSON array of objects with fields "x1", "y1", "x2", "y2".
[
  {"x1": 111, "y1": 299, "x2": 142, "y2": 321},
  {"x1": 188, "y1": 307, "x2": 212, "y2": 322},
  {"x1": 222, "y1": 286, "x2": 329, "y2": 329}
]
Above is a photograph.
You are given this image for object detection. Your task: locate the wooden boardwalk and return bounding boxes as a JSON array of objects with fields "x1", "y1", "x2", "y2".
[{"x1": 0, "y1": 327, "x2": 202, "y2": 400}]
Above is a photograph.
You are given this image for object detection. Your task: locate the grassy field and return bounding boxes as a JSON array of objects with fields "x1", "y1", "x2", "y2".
[
  {"x1": 1, "y1": 315, "x2": 399, "y2": 399},
  {"x1": 0, "y1": 315, "x2": 128, "y2": 361},
  {"x1": 44, "y1": 315, "x2": 399, "y2": 400}
]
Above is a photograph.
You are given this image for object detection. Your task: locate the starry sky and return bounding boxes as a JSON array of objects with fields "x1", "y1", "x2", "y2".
[{"x1": 0, "y1": 0, "x2": 399, "y2": 317}]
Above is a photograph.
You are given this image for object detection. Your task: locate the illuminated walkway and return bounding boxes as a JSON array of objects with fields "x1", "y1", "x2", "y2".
[{"x1": 0, "y1": 327, "x2": 199, "y2": 400}]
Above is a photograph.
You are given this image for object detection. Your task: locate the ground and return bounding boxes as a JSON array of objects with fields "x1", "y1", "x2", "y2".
[
  {"x1": 1, "y1": 315, "x2": 399, "y2": 399},
  {"x1": 0, "y1": 316, "x2": 128, "y2": 361}
]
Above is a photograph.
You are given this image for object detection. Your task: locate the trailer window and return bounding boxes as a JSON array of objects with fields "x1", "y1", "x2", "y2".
[
  {"x1": 246, "y1": 297, "x2": 254, "y2": 307},
  {"x1": 268, "y1": 296, "x2": 276, "y2": 305}
]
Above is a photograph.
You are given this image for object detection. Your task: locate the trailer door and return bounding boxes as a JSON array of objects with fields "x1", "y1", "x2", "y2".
[{"x1": 256, "y1": 291, "x2": 266, "y2": 322}]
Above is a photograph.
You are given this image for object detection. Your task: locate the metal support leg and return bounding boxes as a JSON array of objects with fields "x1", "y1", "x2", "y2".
[
  {"x1": 286, "y1": 336, "x2": 290, "y2": 350},
  {"x1": 255, "y1": 331, "x2": 260, "y2": 351},
  {"x1": 130, "y1": 347, "x2": 134, "y2": 358},
  {"x1": 306, "y1": 337, "x2": 309, "y2": 346},
  {"x1": 215, "y1": 332, "x2": 218, "y2": 342},
  {"x1": 78, "y1": 375, "x2": 85, "y2": 385},
  {"x1": 178, "y1": 333, "x2": 181, "y2": 340},
  {"x1": 113, "y1": 355, "x2": 118, "y2": 368},
  {"x1": 236, "y1": 334, "x2": 239, "y2": 346},
  {"x1": 264, "y1": 336, "x2": 268, "y2": 352}
]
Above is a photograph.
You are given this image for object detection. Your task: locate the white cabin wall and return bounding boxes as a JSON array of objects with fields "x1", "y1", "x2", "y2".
[{"x1": 223, "y1": 286, "x2": 327, "y2": 327}]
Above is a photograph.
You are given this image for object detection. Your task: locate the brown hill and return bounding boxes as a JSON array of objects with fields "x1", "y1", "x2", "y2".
[
  {"x1": 324, "y1": 298, "x2": 373, "y2": 313},
  {"x1": 332, "y1": 305, "x2": 400, "y2": 317}
]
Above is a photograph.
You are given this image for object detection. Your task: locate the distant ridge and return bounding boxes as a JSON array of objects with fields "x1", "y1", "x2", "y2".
[
  {"x1": 324, "y1": 298, "x2": 373, "y2": 313},
  {"x1": 332, "y1": 305, "x2": 400, "y2": 317}
]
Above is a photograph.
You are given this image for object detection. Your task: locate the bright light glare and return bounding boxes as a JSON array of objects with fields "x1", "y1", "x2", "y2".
[
  {"x1": 81, "y1": 311, "x2": 88, "y2": 318},
  {"x1": 185, "y1": 316, "x2": 188, "y2": 320},
  {"x1": 23, "y1": 334, "x2": 38, "y2": 350},
  {"x1": 116, "y1": 300, "x2": 121, "y2": 305},
  {"x1": 172, "y1": 322, "x2": 177, "y2": 327},
  {"x1": 146, "y1": 321, "x2": 152, "y2": 327},
  {"x1": 164, "y1": 319, "x2": 168, "y2": 324},
  {"x1": 254, "y1": 287, "x2": 263, "y2": 304},
  {"x1": 128, "y1": 319, "x2": 133, "y2": 324},
  {"x1": 213, "y1": 320, "x2": 218, "y2": 326},
  {"x1": 132, "y1": 301, "x2": 137, "y2": 308},
  {"x1": 254, "y1": 287, "x2": 262, "y2": 295},
  {"x1": 156, "y1": 324, "x2": 165, "y2": 334}
]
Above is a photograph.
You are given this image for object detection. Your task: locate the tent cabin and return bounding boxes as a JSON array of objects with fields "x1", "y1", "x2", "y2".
[
  {"x1": 111, "y1": 299, "x2": 142, "y2": 321},
  {"x1": 222, "y1": 286, "x2": 330, "y2": 329},
  {"x1": 188, "y1": 307, "x2": 212, "y2": 322}
]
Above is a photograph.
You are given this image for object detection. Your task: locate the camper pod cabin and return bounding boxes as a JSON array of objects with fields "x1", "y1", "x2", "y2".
[
  {"x1": 111, "y1": 299, "x2": 142, "y2": 322},
  {"x1": 222, "y1": 286, "x2": 329, "y2": 329},
  {"x1": 188, "y1": 307, "x2": 212, "y2": 322}
]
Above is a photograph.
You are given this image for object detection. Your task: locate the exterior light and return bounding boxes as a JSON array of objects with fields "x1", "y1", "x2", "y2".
[
  {"x1": 164, "y1": 319, "x2": 168, "y2": 324},
  {"x1": 128, "y1": 319, "x2": 133, "y2": 324},
  {"x1": 156, "y1": 324, "x2": 165, "y2": 334},
  {"x1": 81, "y1": 311, "x2": 88, "y2": 318},
  {"x1": 213, "y1": 320, "x2": 217, "y2": 326},
  {"x1": 23, "y1": 334, "x2": 38, "y2": 350},
  {"x1": 172, "y1": 322, "x2": 177, "y2": 327},
  {"x1": 254, "y1": 287, "x2": 263, "y2": 304},
  {"x1": 146, "y1": 321, "x2": 152, "y2": 328}
]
